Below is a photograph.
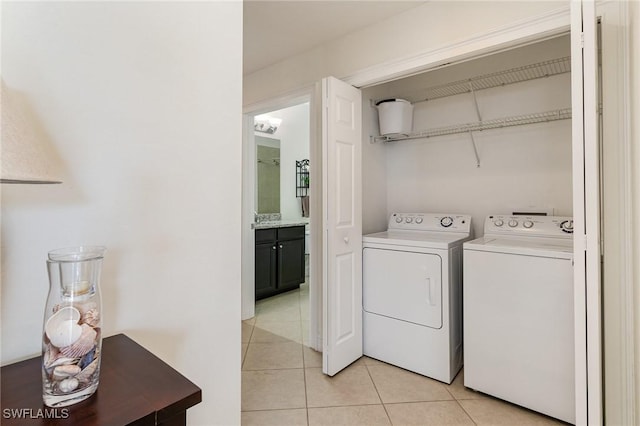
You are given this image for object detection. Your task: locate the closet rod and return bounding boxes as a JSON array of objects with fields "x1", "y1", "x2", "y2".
[{"x1": 374, "y1": 108, "x2": 572, "y2": 143}]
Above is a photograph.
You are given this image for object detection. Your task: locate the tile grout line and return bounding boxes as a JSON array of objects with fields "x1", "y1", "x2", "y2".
[
  {"x1": 454, "y1": 398, "x2": 479, "y2": 426},
  {"x1": 300, "y1": 286, "x2": 310, "y2": 426},
  {"x1": 302, "y1": 323, "x2": 310, "y2": 425},
  {"x1": 364, "y1": 363, "x2": 394, "y2": 425},
  {"x1": 241, "y1": 322, "x2": 256, "y2": 368}
]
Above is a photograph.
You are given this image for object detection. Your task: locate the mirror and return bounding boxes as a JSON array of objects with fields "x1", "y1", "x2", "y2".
[{"x1": 256, "y1": 136, "x2": 280, "y2": 213}]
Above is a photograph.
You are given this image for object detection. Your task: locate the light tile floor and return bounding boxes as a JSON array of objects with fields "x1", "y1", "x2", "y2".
[{"x1": 242, "y1": 286, "x2": 567, "y2": 426}]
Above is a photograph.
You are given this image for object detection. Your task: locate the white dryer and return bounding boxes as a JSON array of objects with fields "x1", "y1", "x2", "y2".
[
  {"x1": 463, "y1": 215, "x2": 575, "y2": 424},
  {"x1": 363, "y1": 213, "x2": 472, "y2": 384}
]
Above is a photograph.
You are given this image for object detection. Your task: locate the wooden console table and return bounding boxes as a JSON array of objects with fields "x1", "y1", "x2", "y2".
[{"x1": 1, "y1": 334, "x2": 202, "y2": 425}]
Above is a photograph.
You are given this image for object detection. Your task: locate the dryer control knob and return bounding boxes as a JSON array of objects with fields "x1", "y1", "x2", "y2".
[
  {"x1": 415, "y1": 217, "x2": 423, "y2": 224},
  {"x1": 508, "y1": 219, "x2": 519, "y2": 227},
  {"x1": 561, "y1": 220, "x2": 574, "y2": 233},
  {"x1": 494, "y1": 219, "x2": 504, "y2": 227},
  {"x1": 523, "y1": 220, "x2": 534, "y2": 228},
  {"x1": 440, "y1": 217, "x2": 453, "y2": 227},
  {"x1": 395, "y1": 216, "x2": 403, "y2": 223},
  {"x1": 405, "y1": 217, "x2": 413, "y2": 223}
]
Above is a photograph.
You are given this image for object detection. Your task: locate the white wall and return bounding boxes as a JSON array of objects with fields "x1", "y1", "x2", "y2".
[
  {"x1": 362, "y1": 36, "x2": 572, "y2": 237},
  {"x1": 243, "y1": 1, "x2": 567, "y2": 106},
  {"x1": 257, "y1": 103, "x2": 310, "y2": 221},
  {"x1": 1, "y1": 3, "x2": 242, "y2": 425}
]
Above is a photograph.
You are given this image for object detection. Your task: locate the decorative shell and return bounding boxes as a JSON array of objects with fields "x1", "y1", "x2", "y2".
[
  {"x1": 45, "y1": 307, "x2": 82, "y2": 348},
  {"x1": 43, "y1": 344, "x2": 59, "y2": 367},
  {"x1": 52, "y1": 364, "x2": 81, "y2": 380},
  {"x1": 76, "y1": 301, "x2": 97, "y2": 315},
  {"x1": 60, "y1": 324, "x2": 96, "y2": 358},
  {"x1": 75, "y1": 359, "x2": 98, "y2": 384},
  {"x1": 47, "y1": 356, "x2": 79, "y2": 369},
  {"x1": 82, "y1": 308, "x2": 100, "y2": 327},
  {"x1": 59, "y1": 378, "x2": 79, "y2": 393}
]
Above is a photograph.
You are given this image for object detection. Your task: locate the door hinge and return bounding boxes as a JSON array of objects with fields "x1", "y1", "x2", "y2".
[{"x1": 581, "y1": 32, "x2": 585, "y2": 48}]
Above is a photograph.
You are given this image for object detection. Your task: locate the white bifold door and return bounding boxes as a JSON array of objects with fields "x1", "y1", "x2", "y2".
[
  {"x1": 322, "y1": 77, "x2": 363, "y2": 376},
  {"x1": 571, "y1": 1, "x2": 602, "y2": 424}
]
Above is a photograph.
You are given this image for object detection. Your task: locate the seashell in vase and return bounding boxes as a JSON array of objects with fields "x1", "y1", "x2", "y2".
[
  {"x1": 81, "y1": 308, "x2": 100, "y2": 328},
  {"x1": 45, "y1": 307, "x2": 82, "y2": 348},
  {"x1": 76, "y1": 301, "x2": 97, "y2": 315},
  {"x1": 60, "y1": 324, "x2": 97, "y2": 358},
  {"x1": 46, "y1": 356, "x2": 80, "y2": 370},
  {"x1": 75, "y1": 359, "x2": 99, "y2": 384},
  {"x1": 58, "y1": 378, "x2": 79, "y2": 393},
  {"x1": 52, "y1": 364, "x2": 81, "y2": 380},
  {"x1": 43, "y1": 344, "x2": 59, "y2": 368}
]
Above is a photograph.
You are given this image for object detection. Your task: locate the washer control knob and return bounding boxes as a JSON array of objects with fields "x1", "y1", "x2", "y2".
[
  {"x1": 415, "y1": 217, "x2": 423, "y2": 224},
  {"x1": 395, "y1": 216, "x2": 403, "y2": 223},
  {"x1": 494, "y1": 219, "x2": 504, "y2": 227},
  {"x1": 523, "y1": 220, "x2": 534, "y2": 229},
  {"x1": 405, "y1": 217, "x2": 413, "y2": 224},
  {"x1": 440, "y1": 217, "x2": 453, "y2": 227},
  {"x1": 508, "y1": 219, "x2": 519, "y2": 228},
  {"x1": 561, "y1": 220, "x2": 574, "y2": 233}
]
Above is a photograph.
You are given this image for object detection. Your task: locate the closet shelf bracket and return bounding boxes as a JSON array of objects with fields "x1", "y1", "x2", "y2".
[{"x1": 468, "y1": 131, "x2": 481, "y2": 168}]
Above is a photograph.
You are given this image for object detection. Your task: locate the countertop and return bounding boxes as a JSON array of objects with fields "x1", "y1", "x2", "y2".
[{"x1": 254, "y1": 219, "x2": 309, "y2": 230}]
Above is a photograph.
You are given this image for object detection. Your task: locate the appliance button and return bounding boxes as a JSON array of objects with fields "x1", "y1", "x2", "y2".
[
  {"x1": 523, "y1": 220, "x2": 534, "y2": 228},
  {"x1": 494, "y1": 219, "x2": 504, "y2": 227},
  {"x1": 405, "y1": 217, "x2": 413, "y2": 223},
  {"x1": 440, "y1": 217, "x2": 453, "y2": 227},
  {"x1": 508, "y1": 219, "x2": 518, "y2": 227},
  {"x1": 395, "y1": 216, "x2": 403, "y2": 223},
  {"x1": 415, "y1": 217, "x2": 423, "y2": 224}
]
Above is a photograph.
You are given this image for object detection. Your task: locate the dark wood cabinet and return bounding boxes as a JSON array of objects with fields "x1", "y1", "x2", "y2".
[{"x1": 255, "y1": 225, "x2": 305, "y2": 300}]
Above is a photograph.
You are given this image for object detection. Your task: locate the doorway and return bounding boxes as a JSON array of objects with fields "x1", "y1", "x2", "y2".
[{"x1": 242, "y1": 93, "x2": 323, "y2": 359}]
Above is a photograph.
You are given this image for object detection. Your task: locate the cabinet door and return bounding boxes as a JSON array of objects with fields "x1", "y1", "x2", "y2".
[
  {"x1": 278, "y1": 238, "x2": 305, "y2": 291},
  {"x1": 255, "y1": 242, "x2": 277, "y2": 299}
]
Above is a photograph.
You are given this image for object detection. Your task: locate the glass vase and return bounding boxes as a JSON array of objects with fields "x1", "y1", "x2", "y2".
[{"x1": 42, "y1": 246, "x2": 105, "y2": 407}]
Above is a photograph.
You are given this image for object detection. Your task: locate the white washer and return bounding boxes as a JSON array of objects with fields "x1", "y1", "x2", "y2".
[
  {"x1": 463, "y1": 215, "x2": 575, "y2": 424},
  {"x1": 363, "y1": 213, "x2": 472, "y2": 384}
]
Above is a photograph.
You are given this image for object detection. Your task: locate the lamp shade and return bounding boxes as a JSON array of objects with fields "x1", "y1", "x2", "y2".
[{"x1": 1, "y1": 80, "x2": 61, "y2": 184}]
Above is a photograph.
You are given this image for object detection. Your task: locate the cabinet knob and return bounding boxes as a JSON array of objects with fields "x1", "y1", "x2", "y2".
[
  {"x1": 279, "y1": 244, "x2": 283, "y2": 249},
  {"x1": 272, "y1": 246, "x2": 276, "y2": 250}
]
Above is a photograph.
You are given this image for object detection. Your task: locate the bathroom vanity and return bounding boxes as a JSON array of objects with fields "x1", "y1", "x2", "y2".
[{"x1": 255, "y1": 222, "x2": 306, "y2": 300}]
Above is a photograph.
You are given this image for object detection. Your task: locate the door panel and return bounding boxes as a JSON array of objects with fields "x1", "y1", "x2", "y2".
[
  {"x1": 322, "y1": 76, "x2": 362, "y2": 376},
  {"x1": 335, "y1": 253, "x2": 355, "y2": 344},
  {"x1": 278, "y1": 238, "x2": 305, "y2": 291},
  {"x1": 363, "y1": 248, "x2": 442, "y2": 329},
  {"x1": 255, "y1": 242, "x2": 277, "y2": 299},
  {"x1": 335, "y1": 141, "x2": 355, "y2": 228}
]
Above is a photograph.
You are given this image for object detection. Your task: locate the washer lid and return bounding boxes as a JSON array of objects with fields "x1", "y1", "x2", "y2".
[
  {"x1": 363, "y1": 230, "x2": 471, "y2": 249},
  {"x1": 464, "y1": 236, "x2": 573, "y2": 259}
]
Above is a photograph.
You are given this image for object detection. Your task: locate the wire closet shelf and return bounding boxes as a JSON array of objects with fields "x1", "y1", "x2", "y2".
[
  {"x1": 373, "y1": 56, "x2": 572, "y2": 144},
  {"x1": 379, "y1": 108, "x2": 572, "y2": 143}
]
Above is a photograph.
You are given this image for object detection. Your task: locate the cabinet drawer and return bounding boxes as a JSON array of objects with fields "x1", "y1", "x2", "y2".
[
  {"x1": 277, "y1": 226, "x2": 305, "y2": 241},
  {"x1": 255, "y1": 228, "x2": 277, "y2": 243}
]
